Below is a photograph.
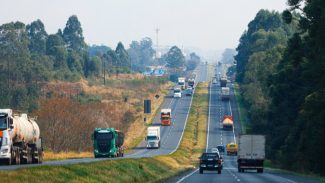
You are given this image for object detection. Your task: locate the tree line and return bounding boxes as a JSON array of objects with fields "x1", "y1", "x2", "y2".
[{"x1": 235, "y1": 0, "x2": 325, "y2": 175}]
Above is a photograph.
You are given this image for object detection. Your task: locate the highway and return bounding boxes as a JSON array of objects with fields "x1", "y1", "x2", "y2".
[
  {"x1": 0, "y1": 63, "x2": 208, "y2": 170},
  {"x1": 172, "y1": 65, "x2": 323, "y2": 183}
]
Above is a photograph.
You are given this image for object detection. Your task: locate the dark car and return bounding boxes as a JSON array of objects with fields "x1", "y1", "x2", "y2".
[
  {"x1": 217, "y1": 145, "x2": 225, "y2": 154},
  {"x1": 199, "y1": 153, "x2": 222, "y2": 174}
]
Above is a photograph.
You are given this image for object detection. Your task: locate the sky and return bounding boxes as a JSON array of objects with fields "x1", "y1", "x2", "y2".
[{"x1": 0, "y1": 0, "x2": 287, "y2": 60}]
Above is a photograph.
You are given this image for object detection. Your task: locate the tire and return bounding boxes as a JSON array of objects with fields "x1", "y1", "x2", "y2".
[
  {"x1": 15, "y1": 149, "x2": 20, "y2": 165},
  {"x1": 218, "y1": 168, "x2": 221, "y2": 174},
  {"x1": 257, "y1": 168, "x2": 263, "y2": 173},
  {"x1": 199, "y1": 169, "x2": 203, "y2": 174},
  {"x1": 6, "y1": 158, "x2": 12, "y2": 165},
  {"x1": 38, "y1": 149, "x2": 43, "y2": 164},
  {"x1": 27, "y1": 147, "x2": 32, "y2": 164}
]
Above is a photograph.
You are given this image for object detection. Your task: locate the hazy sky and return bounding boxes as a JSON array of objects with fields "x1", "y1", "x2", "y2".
[{"x1": 0, "y1": 0, "x2": 287, "y2": 55}]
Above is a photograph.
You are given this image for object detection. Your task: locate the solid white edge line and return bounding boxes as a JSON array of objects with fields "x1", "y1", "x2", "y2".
[
  {"x1": 168, "y1": 69, "x2": 200, "y2": 155},
  {"x1": 176, "y1": 169, "x2": 199, "y2": 183},
  {"x1": 206, "y1": 81, "x2": 212, "y2": 152},
  {"x1": 177, "y1": 72, "x2": 212, "y2": 182},
  {"x1": 229, "y1": 92, "x2": 236, "y2": 144}
]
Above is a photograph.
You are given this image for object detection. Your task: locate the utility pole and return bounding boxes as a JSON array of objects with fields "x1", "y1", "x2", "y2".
[{"x1": 155, "y1": 28, "x2": 160, "y2": 60}]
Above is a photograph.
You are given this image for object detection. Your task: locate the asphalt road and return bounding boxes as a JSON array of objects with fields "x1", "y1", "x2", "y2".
[
  {"x1": 0, "y1": 63, "x2": 208, "y2": 170},
  {"x1": 171, "y1": 65, "x2": 323, "y2": 183}
]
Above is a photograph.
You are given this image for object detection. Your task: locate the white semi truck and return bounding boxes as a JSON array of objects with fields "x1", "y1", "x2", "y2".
[
  {"x1": 0, "y1": 109, "x2": 43, "y2": 165},
  {"x1": 221, "y1": 87, "x2": 230, "y2": 100},
  {"x1": 178, "y1": 77, "x2": 186, "y2": 90},
  {"x1": 146, "y1": 126, "x2": 160, "y2": 149},
  {"x1": 237, "y1": 135, "x2": 265, "y2": 173}
]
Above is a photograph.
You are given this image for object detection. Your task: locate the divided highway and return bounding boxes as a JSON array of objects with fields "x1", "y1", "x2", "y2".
[
  {"x1": 173, "y1": 65, "x2": 323, "y2": 183},
  {"x1": 0, "y1": 63, "x2": 208, "y2": 170}
]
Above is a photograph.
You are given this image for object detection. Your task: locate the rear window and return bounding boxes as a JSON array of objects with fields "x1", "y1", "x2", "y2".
[{"x1": 201, "y1": 153, "x2": 219, "y2": 159}]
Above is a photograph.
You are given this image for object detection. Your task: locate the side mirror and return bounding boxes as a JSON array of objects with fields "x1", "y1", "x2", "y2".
[{"x1": 9, "y1": 125, "x2": 14, "y2": 130}]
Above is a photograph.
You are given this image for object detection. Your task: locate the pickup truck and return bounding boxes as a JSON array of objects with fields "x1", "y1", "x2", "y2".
[{"x1": 199, "y1": 153, "x2": 222, "y2": 174}]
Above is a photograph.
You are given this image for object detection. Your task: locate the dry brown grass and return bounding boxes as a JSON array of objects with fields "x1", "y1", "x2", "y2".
[{"x1": 44, "y1": 151, "x2": 93, "y2": 161}]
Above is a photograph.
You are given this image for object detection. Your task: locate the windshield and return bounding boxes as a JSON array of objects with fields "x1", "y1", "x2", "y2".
[
  {"x1": 178, "y1": 82, "x2": 184, "y2": 85},
  {"x1": 0, "y1": 116, "x2": 7, "y2": 130},
  {"x1": 162, "y1": 117, "x2": 170, "y2": 120},
  {"x1": 147, "y1": 136, "x2": 158, "y2": 140},
  {"x1": 174, "y1": 89, "x2": 181, "y2": 93},
  {"x1": 95, "y1": 132, "x2": 113, "y2": 140}
]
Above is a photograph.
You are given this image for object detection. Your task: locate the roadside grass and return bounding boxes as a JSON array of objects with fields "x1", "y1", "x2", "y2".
[
  {"x1": 44, "y1": 151, "x2": 93, "y2": 161},
  {"x1": 233, "y1": 83, "x2": 250, "y2": 134},
  {"x1": 0, "y1": 82, "x2": 209, "y2": 183}
]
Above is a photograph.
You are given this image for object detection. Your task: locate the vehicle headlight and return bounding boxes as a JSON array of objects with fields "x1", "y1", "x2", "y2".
[
  {"x1": 200, "y1": 164, "x2": 206, "y2": 167},
  {"x1": 1, "y1": 148, "x2": 9, "y2": 153}
]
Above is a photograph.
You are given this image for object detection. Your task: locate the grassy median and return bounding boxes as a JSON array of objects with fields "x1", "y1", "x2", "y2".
[{"x1": 0, "y1": 82, "x2": 209, "y2": 183}]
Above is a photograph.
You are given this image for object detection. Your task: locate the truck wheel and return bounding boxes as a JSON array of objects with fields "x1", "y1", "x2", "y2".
[
  {"x1": 199, "y1": 169, "x2": 203, "y2": 174},
  {"x1": 218, "y1": 168, "x2": 221, "y2": 174},
  {"x1": 27, "y1": 147, "x2": 32, "y2": 164},
  {"x1": 15, "y1": 149, "x2": 20, "y2": 165},
  {"x1": 38, "y1": 149, "x2": 43, "y2": 164}
]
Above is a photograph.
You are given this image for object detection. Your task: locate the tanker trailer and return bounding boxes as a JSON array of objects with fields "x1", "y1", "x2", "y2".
[{"x1": 0, "y1": 109, "x2": 43, "y2": 165}]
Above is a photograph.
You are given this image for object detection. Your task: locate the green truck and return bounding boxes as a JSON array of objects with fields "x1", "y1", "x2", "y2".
[{"x1": 92, "y1": 128, "x2": 124, "y2": 158}]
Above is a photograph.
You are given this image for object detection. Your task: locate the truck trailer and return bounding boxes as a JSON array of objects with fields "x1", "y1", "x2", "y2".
[
  {"x1": 220, "y1": 76, "x2": 227, "y2": 87},
  {"x1": 161, "y1": 109, "x2": 172, "y2": 126},
  {"x1": 0, "y1": 109, "x2": 43, "y2": 165},
  {"x1": 221, "y1": 87, "x2": 230, "y2": 100},
  {"x1": 188, "y1": 78, "x2": 195, "y2": 88},
  {"x1": 178, "y1": 77, "x2": 186, "y2": 90},
  {"x1": 146, "y1": 126, "x2": 160, "y2": 149},
  {"x1": 92, "y1": 128, "x2": 124, "y2": 158},
  {"x1": 222, "y1": 116, "x2": 233, "y2": 130},
  {"x1": 237, "y1": 135, "x2": 265, "y2": 173}
]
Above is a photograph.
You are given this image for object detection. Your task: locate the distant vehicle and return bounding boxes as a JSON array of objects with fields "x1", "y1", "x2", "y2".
[
  {"x1": 161, "y1": 108, "x2": 172, "y2": 126},
  {"x1": 92, "y1": 128, "x2": 124, "y2": 158},
  {"x1": 211, "y1": 147, "x2": 220, "y2": 154},
  {"x1": 221, "y1": 87, "x2": 230, "y2": 100},
  {"x1": 212, "y1": 77, "x2": 217, "y2": 84},
  {"x1": 173, "y1": 87, "x2": 182, "y2": 98},
  {"x1": 188, "y1": 78, "x2": 195, "y2": 88},
  {"x1": 211, "y1": 148, "x2": 224, "y2": 169},
  {"x1": 237, "y1": 135, "x2": 265, "y2": 173},
  {"x1": 146, "y1": 127, "x2": 160, "y2": 149},
  {"x1": 220, "y1": 76, "x2": 227, "y2": 87},
  {"x1": 226, "y1": 142, "x2": 238, "y2": 156},
  {"x1": 223, "y1": 116, "x2": 234, "y2": 130},
  {"x1": 178, "y1": 77, "x2": 186, "y2": 90},
  {"x1": 217, "y1": 145, "x2": 226, "y2": 154},
  {"x1": 0, "y1": 109, "x2": 43, "y2": 165},
  {"x1": 199, "y1": 153, "x2": 222, "y2": 174},
  {"x1": 185, "y1": 87, "x2": 193, "y2": 96}
]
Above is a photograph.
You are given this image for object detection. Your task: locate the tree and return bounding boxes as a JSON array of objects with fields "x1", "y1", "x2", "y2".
[
  {"x1": 46, "y1": 34, "x2": 68, "y2": 69},
  {"x1": 128, "y1": 37, "x2": 155, "y2": 72},
  {"x1": 115, "y1": 42, "x2": 129, "y2": 68},
  {"x1": 26, "y1": 19, "x2": 48, "y2": 55},
  {"x1": 165, "y1": 46, "x2": 185, "y2": 69},
  {"x1": 186, "y1": 52, "x2": 200, "y2": 71},
  {"x1": 63, "y1": 15, "x2": 87, "y2": 51}
]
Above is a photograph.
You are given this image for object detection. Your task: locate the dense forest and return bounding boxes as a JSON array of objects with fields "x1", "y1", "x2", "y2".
[{"x1": 235, "y1": 0, "x2": 325, "y2": 175}]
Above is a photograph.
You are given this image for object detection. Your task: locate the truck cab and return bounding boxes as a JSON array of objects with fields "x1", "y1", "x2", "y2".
[
  {"x1": 146, "y1": 127, "x2": 160, "y2": 149},
  {"x1": 226, "y1": 142, "x2": 238, "y2": 156},
  {"x1": 178, "y1": 77, "x2": 186, "y2": 90},
  {"x1": 92, "y1": 128, "x2": 124, "y2": 158},
  {"x1": 161, "y1": 109, "x2": 172, "y2": 126},
  {"x1": 222, "y1": 116, "x2": 233, "y2": 130}
]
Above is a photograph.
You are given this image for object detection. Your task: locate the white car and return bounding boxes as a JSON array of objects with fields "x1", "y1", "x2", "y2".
[{"x1": 173, "y1": 88, "x2": 182, "y2": 98}]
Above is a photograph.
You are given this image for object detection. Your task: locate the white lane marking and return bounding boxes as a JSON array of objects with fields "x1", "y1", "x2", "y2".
[
  {"x1": 175, "y1": 169, "x2": 199, "y2": 183},
  {"x1": 206, "y1": 82, "x2": 212, "y2": 152},
  {"x1": 176, "y1": 70, "x2": 211, "y2": 182},
  {"x1": 168, "y1": 69, "x2": 200, "y2": 155},
  {"x1": 229, "y1": 100, "x2": 236, "y2": 144}
]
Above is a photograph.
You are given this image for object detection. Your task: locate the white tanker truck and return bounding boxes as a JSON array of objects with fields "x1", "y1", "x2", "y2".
[{"x1": 0, "y1": 109, "x2": 43, "y2": 165}]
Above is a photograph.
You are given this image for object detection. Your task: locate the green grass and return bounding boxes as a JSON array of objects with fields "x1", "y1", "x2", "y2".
[
  {"x1": 233, "y1": 83, "x2": 250, "y2": 133},
  {"x1": 0, "y1": 82, "x2": 210, "y2": 183}
]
